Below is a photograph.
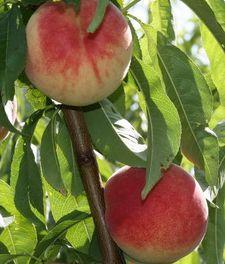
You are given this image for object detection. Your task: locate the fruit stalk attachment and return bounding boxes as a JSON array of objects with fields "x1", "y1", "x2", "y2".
[{"x1": 62, "y1": 106, "x2": 125, "y2": 264}]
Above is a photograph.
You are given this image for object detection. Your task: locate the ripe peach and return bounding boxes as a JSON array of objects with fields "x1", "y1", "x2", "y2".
[
  {"x1": 104, "y1": 164, "x2": 208, "y2": 264},
  {"x1": 25, "y1": 0, "x2": 132, "y2": 106},
  {"x1": 0, "y1": 99, "x2": 17, "y2": 142}
]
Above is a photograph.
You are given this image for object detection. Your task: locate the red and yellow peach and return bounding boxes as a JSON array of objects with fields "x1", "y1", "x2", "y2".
[
  {"x1": 25, "y1": 0, "x2": 132, "y2": 106},
  {"x1": 104, "y1": 164, "x2": 208, "y2": 264}
]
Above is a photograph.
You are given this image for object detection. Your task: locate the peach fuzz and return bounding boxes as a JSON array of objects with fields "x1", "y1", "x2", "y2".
[
  {"x1": 104, "y1": 164, "x2": 208, "y2": 264},
  {"x1": 25, "y1": 0, "x2": 132, "y2": 106}
]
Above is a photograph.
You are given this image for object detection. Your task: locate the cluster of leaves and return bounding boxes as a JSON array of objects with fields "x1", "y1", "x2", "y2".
[{"x1": 0, "y1": 0, "x2": 225, "y2": 263}]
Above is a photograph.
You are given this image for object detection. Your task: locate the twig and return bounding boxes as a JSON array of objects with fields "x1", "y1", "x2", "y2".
[{"x1": 62, "y1": 106, "x2": 125, "y2": 264}]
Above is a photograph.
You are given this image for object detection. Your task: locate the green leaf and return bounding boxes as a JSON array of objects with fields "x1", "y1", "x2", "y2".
[
  {"x1": 66, "y1": 217, "x2": 96, "y2": 256},
  {"x1": 158, "y1": 45, "x2": 213, "y2": 123},
  {"x1": 45, "y1": 180, "x2": 89, "y2": 222},
  {"x1": 56, "y1": 118, "x2": 83, "y2": 196},
  {"x1": 108, "y1": 85, "x2": 126, "y2": 116},
  {"x1": 87, "y1": 0, "x2": 109, "y2": 33},
  {"x1": 23, "y1": 87, "x2": 47, "y2": 113},
  {"x1": 88, "y1": 231, "x2": 102, "y2": 262},
  {"x1": 139, "y1": 24, "x2": 159, "y2": 71},
  {"x1": 201, "y1": 187, "x2": 225, "y2": 264},
  {"x1": 45, "y1": 180, "x2": 95, "y2": 256},
  {"x1": 0, "y1": 217, "x2": 37, "y2": 264},
  {"x1": 24, "y1": 145, "x2": 44, "y2": 214},
  {"x1": 174, "y1": 251, "x2": 200, "y2": 263},
  {"x1": 32, "y1": 117, "x2": 48, "y2": 145},
  {"x1": 30, "y1": 209, "x2": 89, "y2": 264},
  {"x1": 10, "y1": 134, "x2": 44, "y2": 225},
  {"x1": 150, "y1": 0, "x2": 175, "y2": 41},
  {"x1": 209, "y1": 105, "x2": 225, "y2": 129},
  {"x1": 97, "y1": 157, "x2": 113, "y2": 181},
  {"x1": 0, "y1": 254, "x2": 26, "y2": 264},
  {"x1": 21, "y1": 114, "x2": 44, "y2": 215},
  {"x1": 41, "y1": 112, "x2": 65, "y2": 191},
  {"x1": 61, "y1": 247, "x2": 101, "y2": 264},
  {"x1": 219, "y1": 147, "x2": 225, "y2": 187},
  {"x1": 180, "y1": 0, "x2": 225, "y2": 52},
  {"x1": 158, "y1": 44, "x2": 219, "y2": 186},
  {"x1": 130, "y1": 57, "x2": 181, "y2": 198},
  {"x1": 201, "y1": 23, "x2": 225, "y2": 106},
  {"x1": 14, "y1": 85, "x2": 33, "y2": 122},
  {"x1": 198, "y1": 147, "x2": 225, "y2": 263},
  {"x1": 84, "y1": 99, "x2": 147, "y2": 167},
  {"x1": 13, "y1": 139, "x2": 44, "y2": 224},
  {"x1": 214, "y1": 121, "x2": 225, "y2": 146},
  {"x1": 0, "y1": 180, "x2": 18, "y2": 215},
  {"x1": 128, "y1": 20, "x2": 142, "y2": 59},
  {"x1": 10, "y1": 137, "x2": 24, "y2": 188},
  {"x1": 0, "y1": 181, "x2": 37, "y2": 264},
  {"x1": 43, "y1": 244, "x2": 61, "y2": 263},
  {"x1": 206, "y1": 0, "x2": 225, "y2": 31},
  {"x1": 0, "y1": 137, "x2": 15, "y2": 182},
  {"x1": 0, "y1": 5, "x2": 26, "y2": 101},
  {"x1": 125, "y1": 20, "x2": 180, "y2": 197},
  {"x1": 65, "y1": 212, "x2": 100, "y2": 260},
  {"x1": 137, "y1": 22, "x2": 167, "y2": 93},
  {"x1": 13, "y1": 110, "x2": 45, "y2": 216},
  {"x1": 22, "y1": 109, "x2": 45, "y2": 139}
]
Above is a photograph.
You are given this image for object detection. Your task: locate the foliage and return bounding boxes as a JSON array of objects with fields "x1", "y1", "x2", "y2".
[{"x1": 0, "y1": 0, "x2": 225, "y2": 263}]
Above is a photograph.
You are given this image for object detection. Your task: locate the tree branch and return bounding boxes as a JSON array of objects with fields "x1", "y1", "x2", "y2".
[{"x1": 62, "y1": 105, "x2": 125, "y2": 264}]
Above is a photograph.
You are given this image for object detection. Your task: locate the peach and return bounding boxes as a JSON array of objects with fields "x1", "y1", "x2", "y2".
[
  {"x1": 0, "y1": 99, "x2": 17, "y2": 142},
  {"x1": 25, "y1": 0, "x2": 132, "y2": 106},
  {"x1": 104, "y1": 164, "x2": 208, "y2": 264}
]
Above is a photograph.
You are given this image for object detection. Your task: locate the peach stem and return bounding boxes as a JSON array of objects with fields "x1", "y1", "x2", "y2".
[{"x1": 62, "y1": 105, "x2": 125, "y2": 264}]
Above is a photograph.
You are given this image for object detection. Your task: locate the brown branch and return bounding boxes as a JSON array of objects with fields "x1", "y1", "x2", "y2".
[{"x1": 62, "y1": 106, "x2": 125, "y2": 264}]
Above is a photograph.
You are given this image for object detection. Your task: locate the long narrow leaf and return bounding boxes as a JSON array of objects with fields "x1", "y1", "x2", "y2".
[
  {"x1": 158, "y1": 45, "x2": 219, "y2": 187},
  {"x1": 84, "y1": 99, "x2": 147, "y2": 167},
  {"x1": 87, "y1": 0, "x2": 109, "y2": 33},
  {"x1": 0, "y1": 5, "x2": 26, "y2": 101},
  {"x1": 0, "y1": 181, "x2": 37, "y2": 264},
  {"x1": 131, "y1": 57, "x2": 181, "y2": 198},
  {"x1": 150, "y1": 0, "x2": 175, "y2": 41},
  {"x1": 56, "y1": 119, "x2": 83, "y2": 196},
  {"x1": 201, "y1": 6, "x2": 225, "y2": 106},
  {"x1": 180, "y1": 0, "x2": 225, "y2": 51},
  {"x1": 45, "y1": 179, "x2": 97, "y2": 256},
  {"x1": 201, "y1": 148, "x2": 225, "y2": 263},
  {"x1": 30, "y1": 209, "x2": 89, "y2": 264},
  {"x1": 41, "y1": 112, "x2": 65, "y2": 190},
  {"x1": 14, "y1": 140, "x2": 44, "y2": 224}
]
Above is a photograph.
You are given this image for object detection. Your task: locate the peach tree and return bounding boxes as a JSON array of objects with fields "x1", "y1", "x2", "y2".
[{"x1": 0, "y1": 0, "x2": 225, "y2": 263}]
